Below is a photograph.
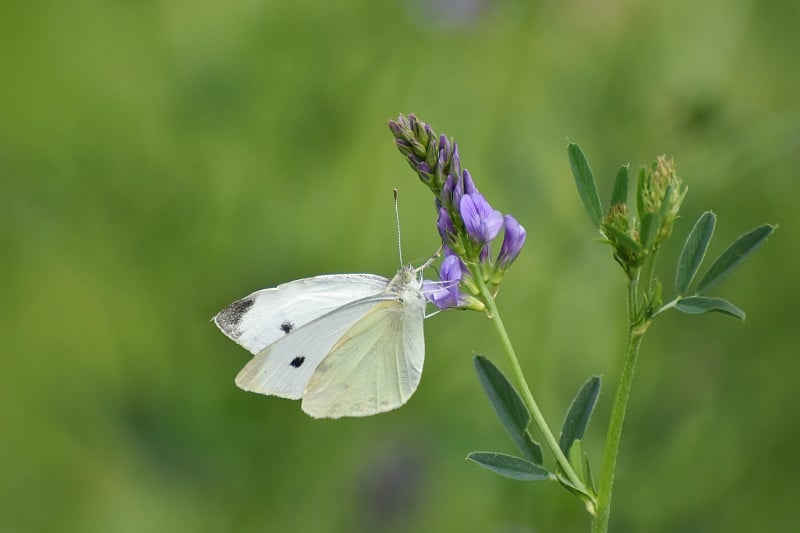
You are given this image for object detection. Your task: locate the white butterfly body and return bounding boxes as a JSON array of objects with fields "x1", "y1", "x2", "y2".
[{"x1": 214, "y1": 266, "x2": 426, "y2": 418}]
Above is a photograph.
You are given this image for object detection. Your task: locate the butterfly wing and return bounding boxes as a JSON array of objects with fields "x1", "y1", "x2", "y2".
[
  {"x1": 301, "y1": 290, "x2": 426, "y2": 419},
  {"x1": 234, "y1": 295, "x2": 398, "y2": 400},
  {"x1": 214, "y1": 274, "x2": 390, "y2": 355}
]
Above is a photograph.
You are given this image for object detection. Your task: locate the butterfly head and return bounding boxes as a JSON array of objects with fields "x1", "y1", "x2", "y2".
[{"x1": 387, "y1": 265, "x2": 421, "y2": 292}]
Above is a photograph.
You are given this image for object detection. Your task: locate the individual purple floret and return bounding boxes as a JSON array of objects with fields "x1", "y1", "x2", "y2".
[
  {"x1": 496, "y1": 215, "x2": 527, "y2": 270},
  {"x1": 422, "y1": 255, "x2": 467, "y2": 309},
  {"x1": 441, "y1": 174, "x2": 457, "y2": 209},
  {"x1": 462, "y1": 169, "x2": 477, "y2": 195},
  {"x1": 437, "y1": 207, "x2": 456, "y2": 245},
  {"x1": 460, "y1": 192, "x2": 504, "y2": 245}
]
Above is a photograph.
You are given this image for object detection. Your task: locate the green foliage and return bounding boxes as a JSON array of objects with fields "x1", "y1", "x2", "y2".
[
  {"x1": 675, "y1": 212, "x2": 716, "y2": 295},
  {"x1": 668, "y1": 222, "x2": 775, "y2": 321},
  {"x1": 610, "y1": 165, "x2": 629, "y2": 207},
  {"x1": 467, "y1": 452, "x2": 553, "y2": 481},
  {"x1": 473, "y1": 355, "x2": 543, "y2": 464},
  {"x1": 695, "y1": 225, "x2": 776, "y2": 295},
  {"x1": 674, "y1": 296, "x2": 746, "y2": 320},
  {"x1": 558, "y1": 376, "x2": 602, "y2": 455},
  {"x1": 568, "y1": 143, "x2": 603, "y2": 228}
]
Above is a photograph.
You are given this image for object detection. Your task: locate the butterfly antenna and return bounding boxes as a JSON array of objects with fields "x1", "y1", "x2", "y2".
[{"x1": 393, "y1": 188, "x2": 403, "y2": 267}]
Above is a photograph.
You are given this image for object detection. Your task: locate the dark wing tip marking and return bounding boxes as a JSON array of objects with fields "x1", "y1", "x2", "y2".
[
  {"x1": 216, "y1": 297, "x2": 255, "y2": 335},
  {"x1": 280, "y1": 320, "x2": 295, "y2": 334},
  {"x1": 290, "y1": 356, "x2": 306, "y2": 368}
]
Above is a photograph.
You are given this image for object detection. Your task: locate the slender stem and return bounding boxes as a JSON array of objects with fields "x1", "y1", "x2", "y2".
[
  {"x1": 627, "y1": 270, "x2": 640, "y2": 320},
  {"x1": 592, "y1": 277, "x2": 647, "y2": 532},
  {"x1": 471, "y1": 266, "x2": 589, "y2": 497}
]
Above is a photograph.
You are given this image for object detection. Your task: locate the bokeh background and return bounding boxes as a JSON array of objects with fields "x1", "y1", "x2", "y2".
[{"x1": 2, "y1": 0, "x2": 798, "y2": 531}]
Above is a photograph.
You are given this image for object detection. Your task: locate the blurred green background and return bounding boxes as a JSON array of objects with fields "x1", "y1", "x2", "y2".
[{"x1": 2, "y1": 1, "x2": 797, "y2": 531}]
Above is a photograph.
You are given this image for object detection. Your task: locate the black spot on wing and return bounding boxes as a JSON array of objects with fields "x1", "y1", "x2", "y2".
[
  {"x1": 290, "y1": 356, "x2": 305, "y2": 368},
  {"x1": 216, "y1": 297, "x2": 255, "y2": 335},
  {"x1": 280, "y1": 320, "x2": 295, "y2": 334}
]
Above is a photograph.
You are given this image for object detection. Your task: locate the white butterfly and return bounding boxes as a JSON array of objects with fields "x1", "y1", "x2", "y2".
[{"x1": 214, "y1": 265, "x2": 427, "y2": 418}]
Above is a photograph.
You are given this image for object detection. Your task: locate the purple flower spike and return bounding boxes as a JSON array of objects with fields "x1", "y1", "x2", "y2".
[
  {"x1": 422, "y1": 255, "x2": 466, "y2": 309},
  {"x1": 437, "y1": 207, "x2": 456, "y2": 244},
  {"x1": 497, "y1": 215, "x2": 526, "y2": 270},
  {"x1": 459, "y1": 192, "x2": 504, "y2": 245}
]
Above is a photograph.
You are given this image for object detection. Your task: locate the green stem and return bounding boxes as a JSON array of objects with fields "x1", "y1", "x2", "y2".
[
  {"x1": 471, "y1": 266, "x2": 589, "y2": 497},
  {"x1": 627, "y1": 270, "x2": 640, "y2": 320},
  {"x1": 592, "y1": 278, "x2": 647, "y2": 532}
]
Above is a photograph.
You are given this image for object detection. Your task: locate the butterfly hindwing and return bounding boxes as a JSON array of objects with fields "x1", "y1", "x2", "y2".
[
  {"x1": 234, "y1": 294, "x2": 398, "y2": 400},
  {"x1": 214, "y1": 274, "x2": 390, "y2": 355},
  {"x1": 301, "y1": 289, "x2": 426, "y2": 418}
]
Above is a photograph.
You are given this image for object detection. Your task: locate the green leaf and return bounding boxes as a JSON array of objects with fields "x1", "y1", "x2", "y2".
[
  {"x1": 658, "y1": 183, "x2": 674, "y2": 221},
  {"x1": 467, "y1": 452, "x2": 552, "y2": 481},
  {"x1": 675, "y1": 211, "x2": 716, "y2": 295},
  {"x1": 675, "y1": 296, "x2": 746, "y2": 321},
  {"x1": 602, "y1": 224, "x2": 642, "y2": 254},
  {"x1": 584, "y1": 454, "x2": 597, "y2": 495},
  {"x1": 567, "y1": 439, "x2": 585, "y2": 481},
  {"x1": 555, "y1": 471, "x2": 593, "y2": 500},
  {"x1": 636, "y1": 166, "x2": 647, "y2": 220},
  {"x1": 696, "y1": 224, "x2": 775, "y2": 295},
  {"x1": 473, "y1": 356, "x2": 543, "y2": 464},
  {"x1": 559, "y1": 376, "x2": 602, "y2": 454},
  {"x1": 568, "y1": 143, "x2": 603, "y2": 228},
  {"x1": 639, "y1": 211, "x2": 661, "y2": 249},
  {"x1": 610, "y1": 164, "x2": 629, "y2": 207}
]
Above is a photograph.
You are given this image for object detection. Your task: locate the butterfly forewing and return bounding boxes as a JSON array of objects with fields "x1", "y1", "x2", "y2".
[
  {"x1": 214, "y1": 274, "x2": 390, "y2": 354},
  {"x1": 234, "y1": 294, "x2": 398, "y2": 400},
  {"x1": 301, "y1": 290, "x2": 425, "y2": 418}
]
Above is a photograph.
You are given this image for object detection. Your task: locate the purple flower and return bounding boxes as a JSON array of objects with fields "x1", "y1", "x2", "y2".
[
  {"x1": 497, "y1": 215, "x2": 526, "y2": 270},
  {"x1": 422, "y1": 255, "x2": 467, "y2": 309},
  {"x1": 437, "y1": 207, "x2": 456, "y2": 244},
  {"x1": 451, "y1": 143, "x2": 462, "y2": 177},
  {"x1": 443, "y1": 244, "x2": 468, "y2": 271},
  {"x1": 436, "y1": 148, "x2": 446, "y2": 183},
  {"x1": 441, "y1": 174, "x2": 456, "y2": 209},
  {"x1": 395, "y1": 138, "x2": 413, "y2": 156},
  {"x1": 462, "y1": 169, "x2": 477, "y2": 195},
  {"x1": 439, "y1": 134, "x2": 451, "y2": 160},
  {"x1": 459, "y1": 192, "x2": 504, "y2": 245},
  {"x1": 447, "y1": 167, "x2": 475, "y2": 211},
  {"x1": 479, "y1": 244, "x2": 490, "y2": 264}
]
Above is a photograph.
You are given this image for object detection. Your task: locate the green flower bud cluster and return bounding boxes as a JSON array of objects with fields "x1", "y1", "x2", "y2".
[
  {"x1": 638, "y1": 155, "x2": 686, "y2": 246},
  {"x1": 601, "y1": 155, "x2": 687, "y2": 279}
]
